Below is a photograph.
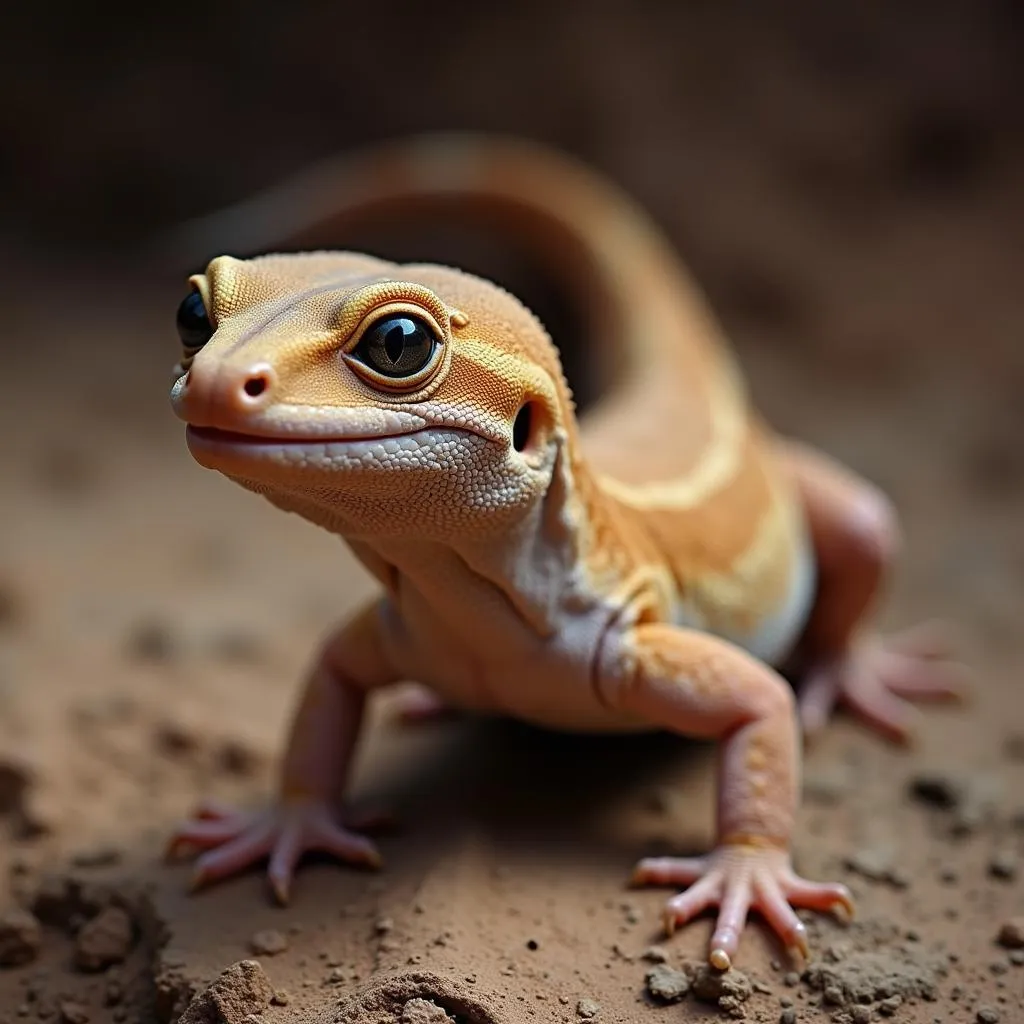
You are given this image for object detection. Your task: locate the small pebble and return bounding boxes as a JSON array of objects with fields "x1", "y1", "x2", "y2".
[
  {"x1": 576, "y1": 998, "x2": 600, "y2": 1019},
  {"x1": 879, "y1": 994, "x2": 903, "y2": 1016},
  {"x1": 989, "y1": 851, "x2": 1019, "y2": 880},
  {"x1": 58, "y1": 1003, "x2": 89, "y2": 1024},
  {"x1": 997, "y1": 917, "x2": 1024, "y2": 949},
  {"x1": 851, "y1": 1007, "x2": 872, "y2": 1024},
  {"x1": 779, "y1": 1009, "x2": 796, "y2": 1024},
  {"x1": 977, "y1": 1009, "x2": 1000, "y2": 1024},
  {"x1": 249, "y1": 929, "x2": 288, "y2": 956}
]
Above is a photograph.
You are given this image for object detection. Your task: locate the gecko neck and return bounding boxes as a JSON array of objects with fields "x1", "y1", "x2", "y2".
[{"x1": 256, "y1": 431, "x2": 615, "y2": 639}]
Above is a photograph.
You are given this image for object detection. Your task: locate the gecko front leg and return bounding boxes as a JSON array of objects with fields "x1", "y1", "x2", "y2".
[
  {"x1": 167, "y1": 600, "x2": 399, "y2": 903},
  {"x1": 602, "y1": 623, "x2": 852, "y2": 969}
]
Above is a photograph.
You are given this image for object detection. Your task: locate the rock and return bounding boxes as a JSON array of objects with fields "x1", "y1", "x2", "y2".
[
  {"x1": 576, "y1": 998, "x2": 601, "y2": 1018},
  {"x1": 248, "y1": 929, "x2": 288, "y2": 957},
  {"x1": 74, "y1": 906, "x2": 134, "y2": 971},
  {"x1": 644, "y1": 964, "x2": 690, "y2": 1002},
  {"x1": 0, "y1": 907, "x2": 42, "y2": 966},
  {"x1": 178, "y1": 960, "x2": 274, "y2": 1024},
  {"x1": 977, "y1": 1009, "x2": 1000, "y2": 1023},
  {"x1": 996, "y1": 917, "x2": 1024, "y2": 950}
]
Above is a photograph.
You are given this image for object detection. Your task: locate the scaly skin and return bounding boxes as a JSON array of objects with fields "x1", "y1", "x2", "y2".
[{"x1": 165, "y1": 135, "x2": 967, "y2": 968}]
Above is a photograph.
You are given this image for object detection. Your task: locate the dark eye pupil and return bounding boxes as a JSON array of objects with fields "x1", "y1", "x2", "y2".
[
  {"x1": 176, "y1": 291, "x2": 213, "y2": 349},
  {"x1": 356, "y1": 316, "x2": 436, "y2": 379}
]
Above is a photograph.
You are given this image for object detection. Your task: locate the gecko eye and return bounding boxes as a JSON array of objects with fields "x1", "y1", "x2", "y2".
[
  {"x1": 176, "y1": 290, "x2": 213, "y2": 350},
  {"x1": 352, "y1": 315, "x2": 437, "y2": 380}
]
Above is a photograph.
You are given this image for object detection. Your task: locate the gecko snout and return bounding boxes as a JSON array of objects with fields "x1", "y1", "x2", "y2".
[{"x1": 176, "y1": 360, "x2": 278, "y2": 426}]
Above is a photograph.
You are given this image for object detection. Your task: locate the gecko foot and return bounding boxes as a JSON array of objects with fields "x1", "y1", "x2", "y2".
[
  {"x1": 166, "y1": 797, "x2": 383, "y2": 903},
  {"x1": 633, "y1": 844, "x2": 853, "y2": 970},
  {"x1": 798, "y1": 621, "x2": 970, "y2": 744}
]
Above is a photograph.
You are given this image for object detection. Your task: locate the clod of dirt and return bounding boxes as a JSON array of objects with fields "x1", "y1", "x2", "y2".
[
  {"x1": 576, "y1": 999, "x2": 600, "y2": 1019},
  {"x1": 996, "y1": 917, "x2": 1024, "y2": 949},
  {"x1": 0, "y1": 907, "x2": 43, "y2": 966},
  {"x1": 400, "y1": 998, "x2": 454, "y2": 1023},
  {"x1": 74, "y1": 906, "x2": 134, "y2": 971},
  {"x1": 644, "y1": 963, "x2": 690, "y2": 1002},
  {"x1": 178, "y1": 960, "x2": 274, "y2": 1024},
  {"x1": 32, "y1": 874, "x2": 114, "y2": 929},
  {"x1": 803, "y1": 946, "x2": 943, "y2": 1009},
  {"x1": 248, "y1": 929, "x2": 288, "y2": 957},
  {"x1": 317, "y1": 970, "x2": 499, "y2": 1024},
  {"x1": 686, "y1": 962, "x2": 754, "y2": 1019}
]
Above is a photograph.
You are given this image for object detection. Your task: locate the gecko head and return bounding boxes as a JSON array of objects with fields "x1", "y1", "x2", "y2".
[{"x1": 170, "y1": 252, "x2": 578, "y2": 540}]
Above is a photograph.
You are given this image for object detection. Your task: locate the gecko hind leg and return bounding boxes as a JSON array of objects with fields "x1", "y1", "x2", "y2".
[{"x1": 779, "y1": 441, "x2": 970, "y2": 743}]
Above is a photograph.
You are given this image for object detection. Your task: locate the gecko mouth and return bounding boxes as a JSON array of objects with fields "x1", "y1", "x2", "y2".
[
  {"x1": 185, "y1": 425, "x2": 419, "y2": 446},
  {"x1": 184, "y1": 424, "x2": 492, "y2": 476}
]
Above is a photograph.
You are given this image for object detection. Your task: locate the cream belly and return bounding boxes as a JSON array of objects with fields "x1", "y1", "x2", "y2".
[{"x1": 671, "y1": 527, "x2": 817, "y2": 670}]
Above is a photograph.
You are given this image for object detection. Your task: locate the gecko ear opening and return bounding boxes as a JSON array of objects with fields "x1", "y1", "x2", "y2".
[{"x1": 512, "y1": 402, "x2": 534, "y2": 452}]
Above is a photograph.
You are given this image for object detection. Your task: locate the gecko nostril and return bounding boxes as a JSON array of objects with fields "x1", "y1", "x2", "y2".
[{"x1": 243, "y1": 374, "x2": 270, "y2": 399}]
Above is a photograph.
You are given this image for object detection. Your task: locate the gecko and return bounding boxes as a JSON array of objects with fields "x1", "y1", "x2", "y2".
[{"x1": 166, "y1": 135, "x2": 965, "y2": 969}]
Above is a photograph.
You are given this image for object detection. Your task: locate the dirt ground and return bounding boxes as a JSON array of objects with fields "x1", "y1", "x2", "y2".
[{"x1": 2, "y1": 5, "x2": 1023, "y2": 1023}]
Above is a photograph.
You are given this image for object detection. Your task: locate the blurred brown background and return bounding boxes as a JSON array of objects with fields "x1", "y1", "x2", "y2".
[{"x1": 1, "y1": 4, "x2": 1023, "y2": 1022}]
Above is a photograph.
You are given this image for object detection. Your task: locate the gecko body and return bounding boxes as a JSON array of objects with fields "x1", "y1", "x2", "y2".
[{"x1": 168, "y1": 136, "x2": 963, "y2": 968}]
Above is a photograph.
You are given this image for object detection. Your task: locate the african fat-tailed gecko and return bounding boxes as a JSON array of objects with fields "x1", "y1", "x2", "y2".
[{"x1": 167, "y1": 135, "x2": 964, "y2": 969}]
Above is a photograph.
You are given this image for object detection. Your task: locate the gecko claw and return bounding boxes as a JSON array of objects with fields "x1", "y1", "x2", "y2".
[
  {"x1": 830, "y1": 892, "x2": 855, "y2": 923},
  {"x1": 270, "y1": 876, "x2": 291, "y2": 906},
  {"x1": 709, "y1": 947, "x2": 732, "y2": 972}
]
